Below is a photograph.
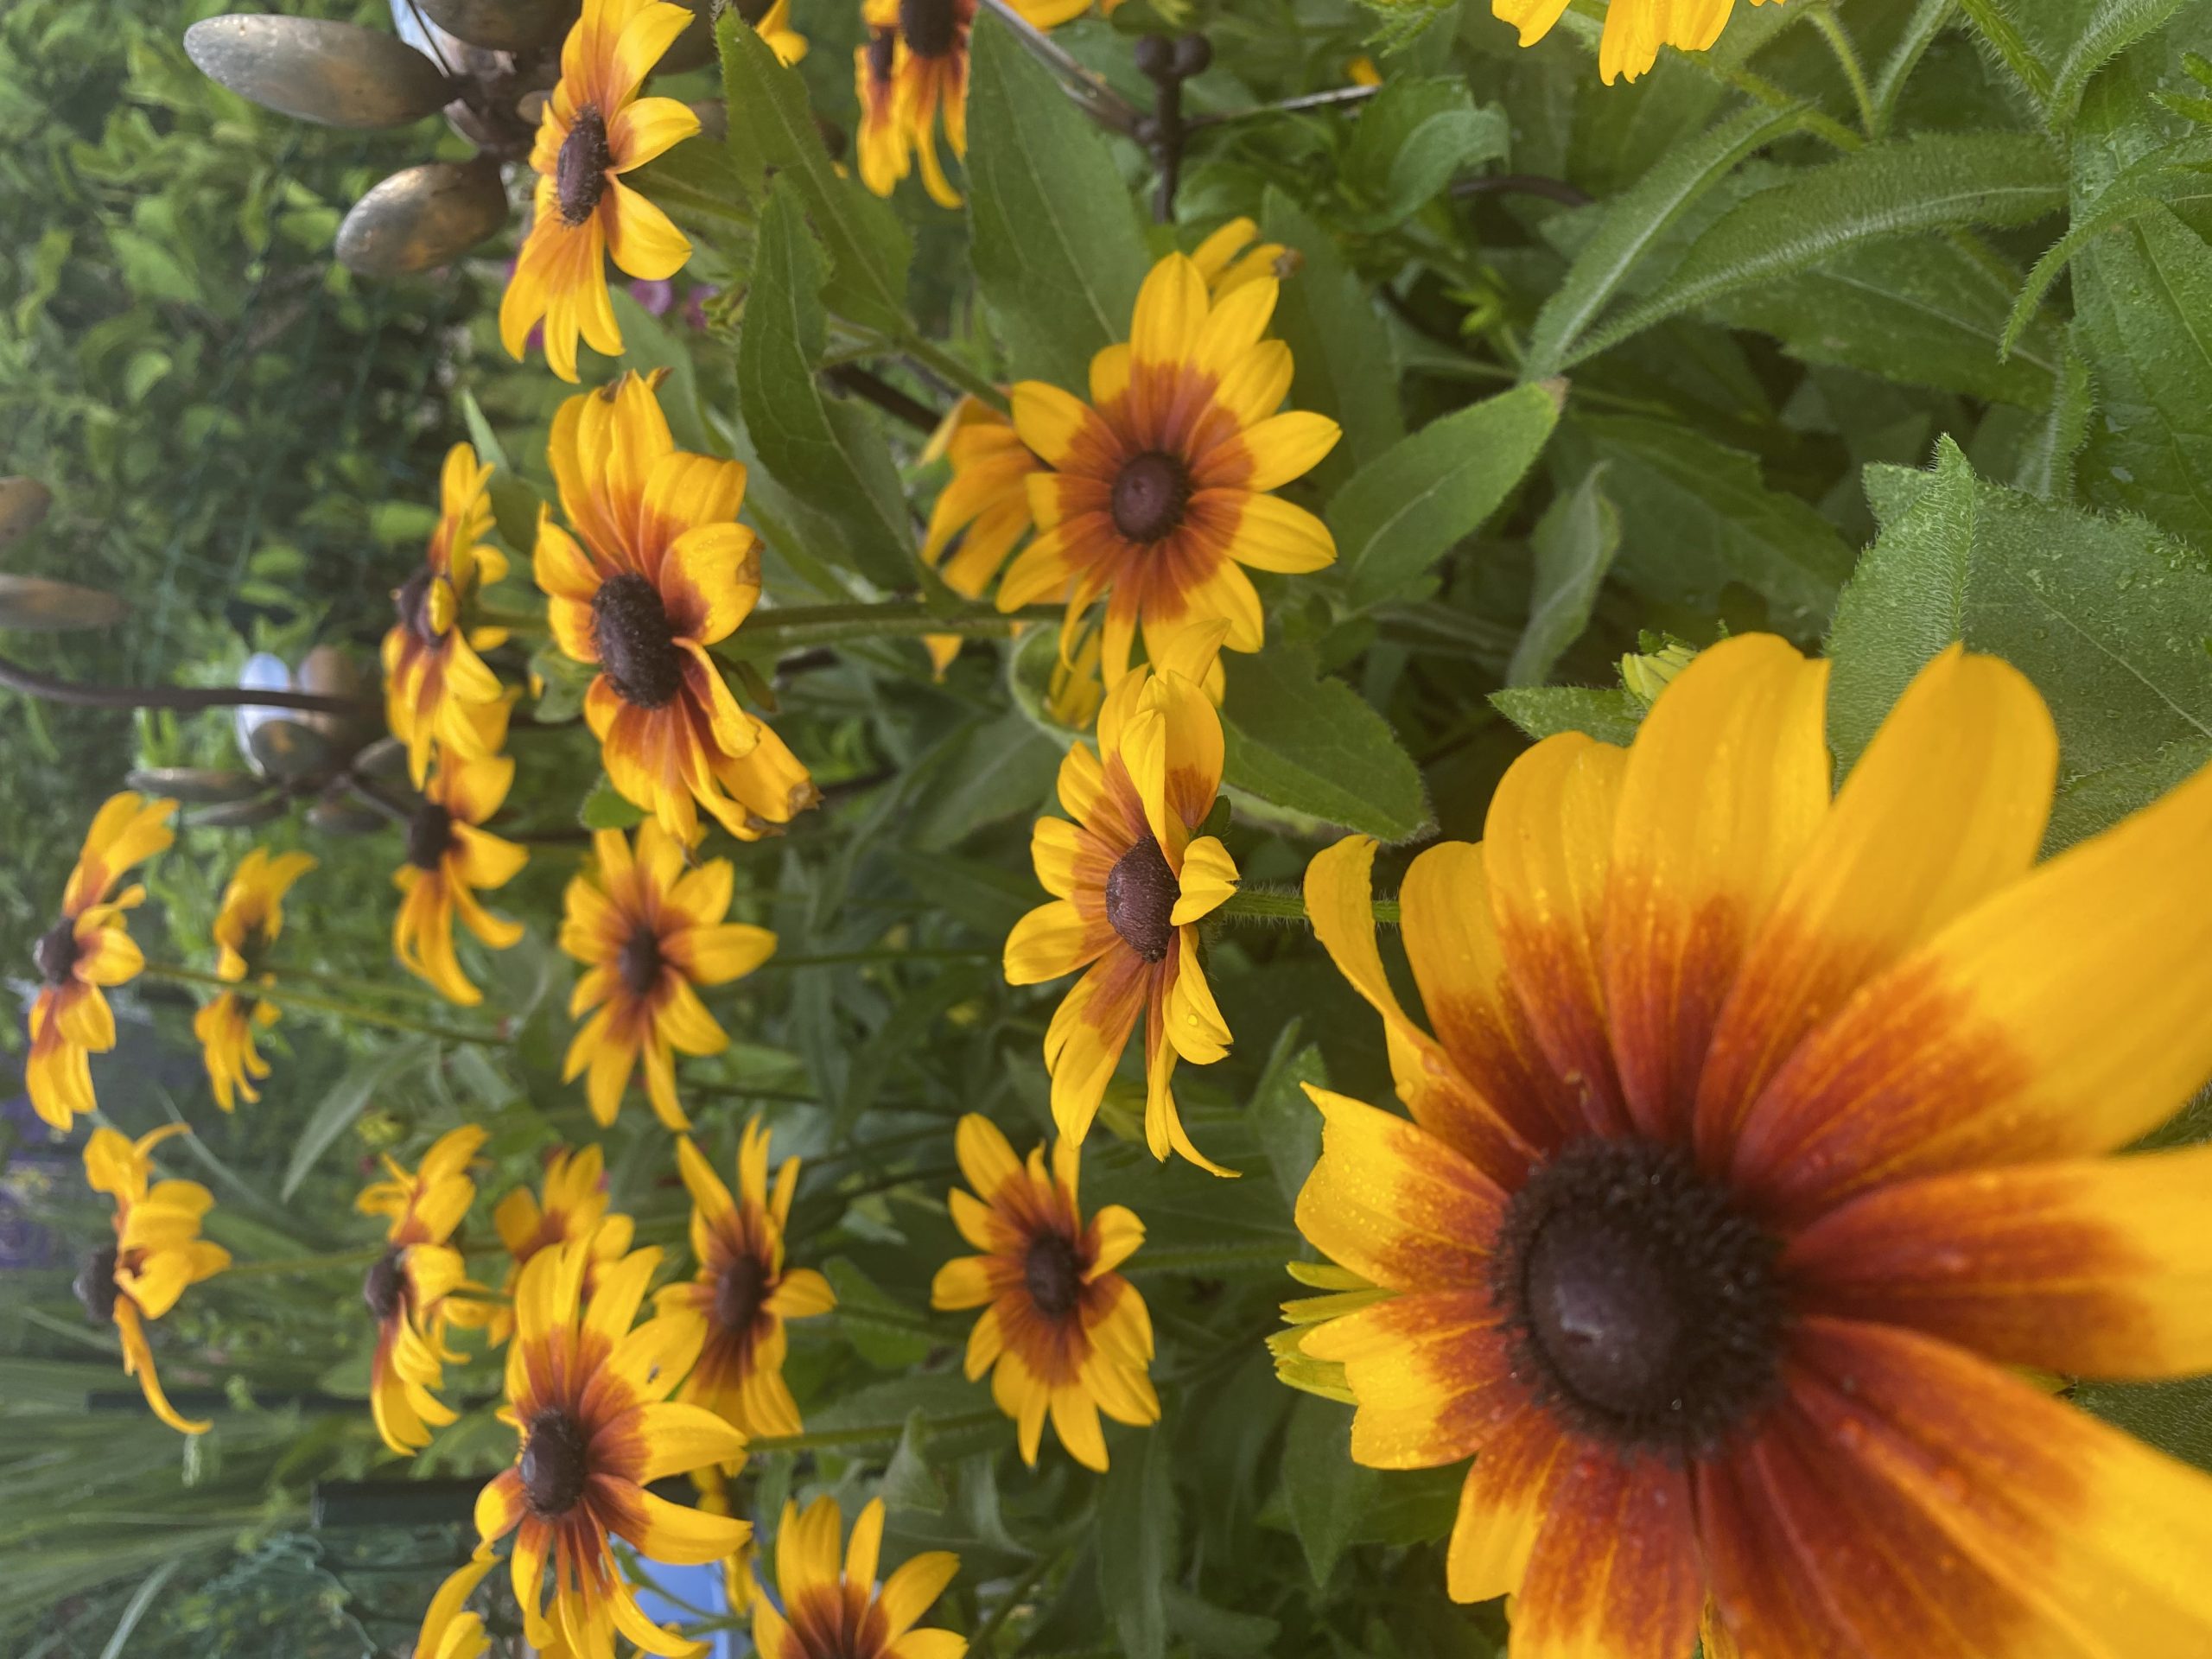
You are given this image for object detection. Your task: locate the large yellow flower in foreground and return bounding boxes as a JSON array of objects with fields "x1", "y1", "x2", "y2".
[
  {"x1": 474, "y1": 1241, "x2": 750, "y2": 1659},
  {"x1": 501, "y1": 0, "x2": 700, "y2": 381},
  {"x1": 486, "y1": 1143, "x2": 636, "y2": 1346},
  {"x1": 1495, "y1": 0, "x2": 1772, "y2": 83},
  {"x1": 852, "y1": 0, "x2": 1088, "y2": 207},
  {"x1": 931, "y1": 1115, "x2": 1155, "y2": 1471},
  {"x1": 80, "y1": 1124, "x2": 230, "y2": 1434},
  {"x1": 560, "y1": 819, "x2": 779, "y2": 1128},
  {"x1": 194, "y1": 847, "x2": 316, "y2": 1112},
  {"x1": 358, "y1": 1125, "x2": 486, "y2": 1455},
  {"x1": 655, "y1": 1121, "x2": 836, "y2": 1443},
  {"x1": 536, "y1": 372, "x2": 818, "y2": 842},
  {"x1": 1004, "y1": 629, "x2": 1238, "y2": 1173},
  {"x1": 1284, "y1": 634, "x2": 2212, "y2": 1657},
  {"x1": 383, "y1": 442, "x2": 509, "y2": 787},
  {"x1": 751, "y1": 1495, "x2": 965, "y2": 1659},
  {"x1": 27, "y1": 792, "x2": 175, "y2": 1128},
  {"x1": 1000, "y1": 250, "x2": 1339, "y2": 685},
  {"x1": 393, "y1": 743, "x2": 529, "y2": 1007}
]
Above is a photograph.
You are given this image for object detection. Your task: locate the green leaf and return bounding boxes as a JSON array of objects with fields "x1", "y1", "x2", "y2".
[
  {"x1": 1581, "y1": 415, "x2": 1854, "y2": 636},
  {"x1": 1281, "y1": 1394, "x2": 1380, "y2": 1587},
  {"x1": 963, "y1": 11, "x2": 1151, "y2": 391},
  {"x1": 1341, "y1": 78, "x2": 1509, "y2": 230},
  {"x1": 718, "y1": 13, "x2": 911, "y2": 335},
  {"x1": 735, "y1": 178, "x2": 915, "y2": 588},
  {"x1": 1713, "y1": 234, "x2": 2061, "y2": 408},
  {"x1": 1259, "y1": 188, "x2": 1405, "y2": 491},
  {"x1": 909, "y1": 711, "x2": 1065, "y2": 849},
  {"x1": 879, "y1": 1408, "x2": 951, "y2": 1513},
  {"x1": 580, "y1": 774, "x2": 646, "y2": 831},
  {"x1": 456, "y1": 387, "x2": 511, "y2": 473},
  {"x1": 1827, "y1": 437, "x2": 2212, "y2": 842},
  {"x1": 1223, "y1": 646, "x2": 1429, "y2": 841},
  {"x1": 1522, "y1": 101, "x2": 1814, "y2": 381},
  {"x1": 1572, "y1": 132, "x2": 2067, "y2": 365},
  {"x1": 1331, "y1": 381, "x2": 1564, "y2": 609},
  {"x1": 1508, "y1": 462, "x2": 1623, "y2": 687},
  {"x1": 280, "y1": 1039, "x2": 436, "y2": 1200},
  {"x1": 1247, "y1": 1026, "x2": 1325, "y2": 1210},
  {"x1": 2050, "y1": 0, "x2": 2191, "y2": 127},
  {"x1": 1489, "y1": 685, "x2": 1646, "y2": 746},
  {"x1": 1163, "y1": 1586, "x2": 1280, "y2": 1654},
  {"x1": 2075, "y1": 1376, "x2": 2212, "y2": 1472},
  {"x1": 1097, "y1": 1424, "x2": 1178, "y2": 1659},
  {"x1": 824, "y1": 1258, "x2": 935, "y2": 1370}
]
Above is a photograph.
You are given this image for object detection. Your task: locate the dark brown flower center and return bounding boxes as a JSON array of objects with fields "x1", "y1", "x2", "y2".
[
  {"x1": 714, "y1": 1252, "x2": 769, "y2": 1333},
  {"x1": 1104, "y1": 834, "x2": 1177, "y2": 963},
  {"x1": 556, "y1": 105, "x2": 613, "y2": 227},
  {"x1": 74, "y1": 1244, "x2": 119, "y2": 1325},
  {"x1": 864, "y1": 24, "x2": 897, "y2": 82},
  {"x1": 1493, "y1": 1138, "x2": 1783, "y2": 1458},
  {"x1": 899, "y1": 0, "x2": 957, "y2": 57},
  {"x1": 618, "y1": 925, "x2": 664, "y2": 998},
  {"x1": 395, "y1": 565, "x2": 440, "y2": 645},
  {"x1": 405, "y1": 801, "x2": 456, "y2": 871},
  {"x1": 33, "y1": 918, "x2": 80, "y2": 987},
  {"x1": 592, "y1": 571, "x2": 685, "y2": 709},
  {"x1": 520, "y1": 1407, "x2": 593, "y2": 1516},
  {"x1": 362, "y1": 1248, "x2": 408, "y2": 1324},
  {"x1": 1022, "y1": 1231, "x2": 1084, "y2": 1320},
  {"x1": 1109, "y1": 450, "x2": 1191, "y2": 543}
]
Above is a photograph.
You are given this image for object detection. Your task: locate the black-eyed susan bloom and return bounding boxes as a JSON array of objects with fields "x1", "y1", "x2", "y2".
[
  {"x1": 474, "y1": 1240, "x2": 751, "y2": 1659},
  {"x1": 1493, "y1": 0, "x2": 1767, "y2": 84},
  {"x1": 358, "y1": 1125, "x2": 486, "y2": 1455},
  {"x1": 919, "y1": 395, "x2": 1040, "y2": 675},
  {"x1": 851, "y1": 0, "x2": 1088, "y2": 207},
  {"x1": 393, "y1": 742, "x2": 529, "y2": 1007},
  {"x1": 501, "y1": 0, "x2": 700, "y2": 382},
  {"x1": 655, "y1": 1122, "x2": 836, "y2": 1442},
  {"x1": 80, "y1": 1124, "x2": 230, "y2": 1434},
  {"x1": 559, "y1": 819, "x2": 779, "y2": 1129},
  {"x1": 1003, "y1": 629, "x2": 1238, "y2": 1173},
  {"x1": 193, "y1": 847, "x2": 315, "y2": 1112},
  {"x1": 536, "y1": 372, "x2": 819, "y2": 842},
  {"x1": 1284, "y1": 634, "x2": 2212, "y2": 1655},
  {"x1": 383, "y1": 442, "x2": 509, "y2": 787},
  {"x1": 751, "y1": 1495, "x2": 965, "y2": 1659},
  {"x1": 998, "y1": 249, "x2": 1340, "y2": 686},
  {"x1": 931, "y1": 1114, "x2": 1155, "y2": 1471},
  {"x1": 486, "y1": 1143, "x2": 636, "y2": 1346},
  {"x1": 26, "y1": 792, "x2": 175, "y2": 1128}
]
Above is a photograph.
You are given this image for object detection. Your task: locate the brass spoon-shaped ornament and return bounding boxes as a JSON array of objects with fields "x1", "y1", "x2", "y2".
[
  {"x1": 183, "y1": 15, "x2": 453, "y2": 129},
  {"x1": 335, "y1": 155, "x2": 511, "y2": 277}
]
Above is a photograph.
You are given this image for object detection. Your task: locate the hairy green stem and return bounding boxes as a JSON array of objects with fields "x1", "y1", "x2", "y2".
[
  {"x1": 140, "y1": 963, "x2": 509, "y2": 1046},
  {"x1": 1215, "y1": 887, "x2": 1401, "y2": 925},
  {"x1": 220, "y1": 1247, "x2": 384, "y2": 1280},
  {"x1": 1808, "y1": 5, "x2": 1879, "y2": 137},
  {"x1": 715, "y1": 600, "x2": 1058, "y2": 657}
]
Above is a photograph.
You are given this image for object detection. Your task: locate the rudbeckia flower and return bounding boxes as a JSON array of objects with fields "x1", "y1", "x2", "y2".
[
  {"x1": 999, "y1": 250, "x2": 1341, "y2": 686},
  {"x1": 474, "y1": 1240, "x2": 752, "y2": 1659},
  {"x1": 500, "y1": 0, "x2": 701, "y2": 382},
  {"x1": 192, "y1": 847, "x2": 316, "y2": 1112},
  {"x1": 414, "y1": 1548, "x2": 498, "y2": 1659},
  {"x1": 383, "y1": 443, "x2": 509, "y2": 787},
  {"x1": 392, "y1": 743, "x2": 529, "y2": 1007},
  {"x1": 79, "y1": 1124, "x2": 230, "y2": 1434},
  {"x1": 357, "y1": 1125, "x2": 487, "y2": 1455},
  {"x1": 930, "y1": 1114, "x2": 1156, "y2": 1471},
  {"x1": 535, "y1": 372, "x2": 819, "y2": 843},
  {"x1": 654, "y1": 1121, "x2": 836, "y2": 1443},
  {"x1": 1495, "y1": 0, "x2": 1771, "y2": 84},
  {"x1": 558, "y1": 819, "x2": 779, "y2": 1129},
  {"x1": 26, "y1": 792, "x2": 175, "y2": 1128},
  {"x1": 753, "y1": 0, "x2": 808, "y2": 63},
  {"x1": 919, "y1": 396, "x2": 1041, "y2": 676},
  {"x1": 1003, "y1": 628, "x2": 1238, "y2": 1173},
  {"x1": 1285, "y1": 634, "x2": 2212, "y2": 1655},
  {"x1": 751, "y1": 1495, "x2": 965, "y2": 1659},
  {"x1": 486, "y1": 1143, "x2": 636, "y2": 1346},
  {"x1": 851, "y1": 0, "x2": 1089, "y2": 207}
]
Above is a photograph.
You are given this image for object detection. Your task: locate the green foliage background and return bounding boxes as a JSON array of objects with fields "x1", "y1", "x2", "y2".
[{"x1": 10, "y1": 0, "x2": 2212, "y2": 1653}]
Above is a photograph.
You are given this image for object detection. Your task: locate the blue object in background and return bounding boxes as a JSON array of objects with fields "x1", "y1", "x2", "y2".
[{"x1": 631, "y1": 1560, "x2": 740, "y2": 1659}]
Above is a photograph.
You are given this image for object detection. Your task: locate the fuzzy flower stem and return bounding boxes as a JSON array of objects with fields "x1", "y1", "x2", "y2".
[
  {"x1": 1215, "y1": 887, "x2": 1402, "y2": 926},
  {"x1": 711, "y1": 601, "x2": 1061, "y2": 657},
  {"x1": 139, "y1": 962, "x2": 512, "y2": 1046}
]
